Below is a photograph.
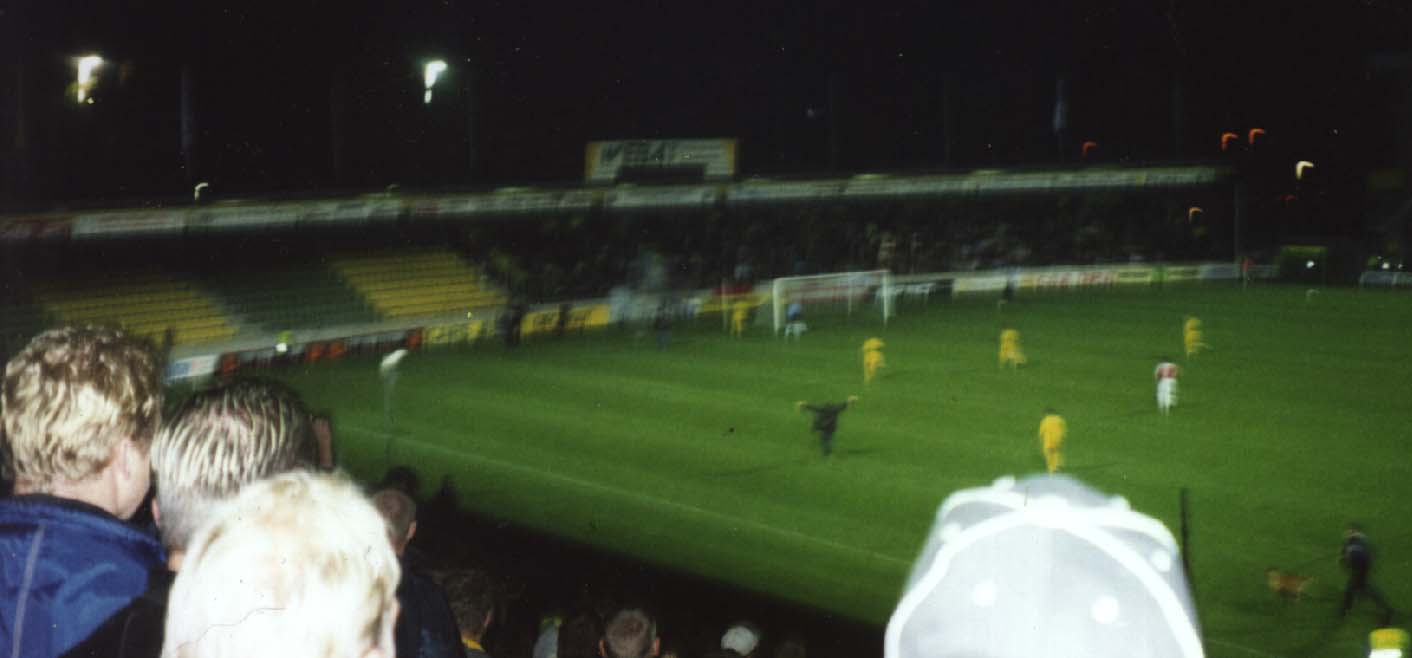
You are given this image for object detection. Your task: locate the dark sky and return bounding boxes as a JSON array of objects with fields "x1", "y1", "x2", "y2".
[{"x1": 2, "y1": 0, "x2": 1409, "y2": 200}]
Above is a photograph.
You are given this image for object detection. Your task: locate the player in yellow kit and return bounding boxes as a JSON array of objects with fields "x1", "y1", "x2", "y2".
[
  {"x1": 861, "y1": 337, "x2": 886, "y2": 384},
  {"x1": 731, "y1": 300, "x2": 750, "y2": 338},
  {"x1": 1038, "y1": 408, "x2": 1066, "y2": 473},
  {"x1": 998, "y1": 328, "x2": 1026, "y2": 368},
  {"x1": 1183, "y1": 315, "x2": 1207, "y2": 357}
]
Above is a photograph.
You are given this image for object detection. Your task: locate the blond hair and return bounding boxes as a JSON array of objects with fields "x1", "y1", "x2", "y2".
[
  {"x1": 151, "y1": 379, "x2": 316, "y2": 550},
  {"x1": 162, "y1": 471, "x2": 400, "y2": 658},
  {"x1": 2, "y1": 326, "x2": 161, "y2": 489}
]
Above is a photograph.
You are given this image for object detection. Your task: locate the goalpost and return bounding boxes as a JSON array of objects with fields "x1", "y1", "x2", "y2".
[{"x1": 771, "y1": 270, "x2": 895, "y2": 335}]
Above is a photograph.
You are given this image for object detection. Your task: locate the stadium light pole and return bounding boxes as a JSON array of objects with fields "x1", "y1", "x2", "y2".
[{"x1": 379, "y1": 348, "x2": 408, "y2": 467}]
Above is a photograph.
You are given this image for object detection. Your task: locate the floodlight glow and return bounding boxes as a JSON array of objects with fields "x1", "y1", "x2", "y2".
[
  {"x1": 1306, "y1": 260, "x2": 1315, "y2": 269},
  {"x1": 1295, "y1": 160, "x2": 1314, "y2": 180},
  {"x1": 275, "y1": 342, "x2": 289, "y2": 354},
  {"x1": 423, "y1": 60, "x2": 447, "y2": 103},
  {"x1": 75, "y1": 55, "x2": 103, "y2": 103}
]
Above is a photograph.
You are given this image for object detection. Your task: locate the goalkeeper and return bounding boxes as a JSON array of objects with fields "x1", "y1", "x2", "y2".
[{"x1": 796, "y1": 396, "x2": 859, "y2": 458}]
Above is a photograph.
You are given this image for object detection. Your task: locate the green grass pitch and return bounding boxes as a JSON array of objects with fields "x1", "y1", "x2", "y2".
[{"x1": 273, "y1": 284, "x2": 1412, "y2": 658}]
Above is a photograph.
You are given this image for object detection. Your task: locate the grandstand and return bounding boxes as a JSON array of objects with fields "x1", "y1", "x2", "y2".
[
  {"x1": 33, "y1": 277, "x2": 237, "y2": 346},
  {"x1": 329, "y1": 249, "x2": 507, "y2": 319},
  {"x1": 203, "y1": 264, "x2": 382, "y2": 331}
]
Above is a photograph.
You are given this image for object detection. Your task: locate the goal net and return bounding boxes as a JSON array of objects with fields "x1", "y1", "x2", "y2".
[{"x1": 771, "y1": 270, "x2": 894, "y2": 335}]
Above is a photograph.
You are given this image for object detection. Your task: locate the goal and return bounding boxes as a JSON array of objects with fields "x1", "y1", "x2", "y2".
[{"x1": 771, "y1": 270, "x2": 895, "y2": 335}]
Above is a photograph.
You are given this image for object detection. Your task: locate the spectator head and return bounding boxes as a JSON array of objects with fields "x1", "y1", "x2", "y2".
[
  {"x1": 2, "y1": 326, "x2": 161, "y2": 519},
  {"x1": 150, "y1": 378, "x2": 316, "y2": 556},
  {"x1": 773, "y1": 635, "x2": 807, "y2": 658},
  {"x1": 557, "y1": 608, "x2": 604, "y2": 658},
  {"x1": 370, "y1": 487, "x2": 418, "y2": 555},
  {"x1": 601, "y1": 609, "x2": 659, "y2": 658},
  {"x1": 443, "y1": 569, "x2": 497, "y2": 645},
  {"x1": 884, "y1": 474, "x2": 1201, "y2": 658},
  {"x1": 162, "y1": 471, "x2": 400, "y2": 658},
  {"x1": 721, "y1": 623, "x2": 760, "y2": 657}
]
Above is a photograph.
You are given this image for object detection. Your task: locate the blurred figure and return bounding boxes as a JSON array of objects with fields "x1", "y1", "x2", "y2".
[
  {"x1": 372, "y1": 488, "x2": 463, "y2": 658},
  {"x1": 731, "y1": 299, "x2": 750, "y2": 338},
  {"x1": 443, "y1": 570, "x2": 498, "y2": 658},
  {"x1": 0, "y1": 327, "x2": 165, "y2": 656},
  {"x1": 772, "y1": 635, "x2": 807, "y2": 658},
  {"x1": 161, "y1": 471, "x2": 400, "y2": 658},
  {"x1": 1038, "y1": 408, "x2": 1066, "y2": 473},
  {"x1": 1368, "y1": 627, "x2": 1409, "y2": 658},
  {"x1": 1340, "y1": 523, "x2": 1394, "y2": 624},
  {"x1": 884, "y1": 474, "x2": 1202, "y2": 658},
  {"x1": 73, "y1": 378, "x2": 322, "y2": 657},
  {"x1": 1182, "y1": 316, "x2": 1207, "y2": 358},
  {"x1": 654, "y1": 305, "x2": 673, "y2": 350},
  {"x1": 557, "y1": 608, "x2": 605, "y2": 658},
  {"x1": 861, "y1": 337, "x2": 886, "y2": 384},
  {"x1": 1154, "y1": 358, "x2": 1180, "y2": 415},
  {"x1": 721, "y1": 622, "x2": 761, "y2": 658},
  {"x1": 998, "y1": 329, "x2": 1026, "y2": 368},
  {"x1": 601, "y1": 609, "x2": 659, "y2": 658},
  {"x1": 783, "y1": 300, "x2": 807, "y2": 340},
  {"x1": 796, "y1": 396, "x2": 859, "y2": 458}
]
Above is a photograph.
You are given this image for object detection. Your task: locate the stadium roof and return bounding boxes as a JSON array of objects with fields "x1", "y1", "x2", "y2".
[{"x1": 0, "y1": 165, "x2": 1233, "y2": 242}]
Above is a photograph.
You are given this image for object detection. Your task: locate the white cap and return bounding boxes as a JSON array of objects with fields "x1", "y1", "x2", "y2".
[
  {"x1": 722, "y1": 623, "x2": 760, "y2": 656},
  {"x1": 885, "y1": 474, "x2": 1203, "y2": 658}
]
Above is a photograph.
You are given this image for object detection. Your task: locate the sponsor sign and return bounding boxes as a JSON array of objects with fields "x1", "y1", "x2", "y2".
[
  {"x1": 165, "y1": 354, "x2": 219, "y2": 382},
  {"x1": 72, "y1": 210, "x2": 185, "y2": 238},
  {"x1": 586, "y1": 139, "x2": 737, "y2": 184},
  {"x1": 522, "y1": 304, "x2": 611, "y2": 336},
  {"x1": 0, "y1": 216, "x2": 72, "y2": 242}
]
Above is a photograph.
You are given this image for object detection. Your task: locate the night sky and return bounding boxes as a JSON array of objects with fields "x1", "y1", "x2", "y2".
[{"x1": 1, "y1": 1, "x2": 1408, "y2": 202}]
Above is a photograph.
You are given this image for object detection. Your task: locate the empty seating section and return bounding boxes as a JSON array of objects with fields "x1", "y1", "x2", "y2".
[
  {"x1": 204, "y1": 266, "x2": 382, "y2": 332},
  {"x1": 36, "y1": 279, "x2": 236, "y2": 346},
  {"x1": 331, "y1": 250, "x2": 506, "y2": 318}
]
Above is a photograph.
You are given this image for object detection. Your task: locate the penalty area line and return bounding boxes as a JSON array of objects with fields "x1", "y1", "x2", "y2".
[{"x1": 343, "y1": 422, "x2": 912, "y2": 567}]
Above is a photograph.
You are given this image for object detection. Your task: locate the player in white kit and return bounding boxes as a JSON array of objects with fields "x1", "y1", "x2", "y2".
[{"x1": 1155, "y1": 358, "x2": 1179, "y2": 415}]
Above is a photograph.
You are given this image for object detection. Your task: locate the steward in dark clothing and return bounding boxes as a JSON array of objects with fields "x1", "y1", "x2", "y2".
[
  {"x1": 797, "y1": 396, "x2": 858, "y2": 457},
  {"x1": 396, "y1": 561, "x2": 464, "y2": 658},
  {"x1": 1340, "y1": 525, "x2": 1394, "y2": 624}
]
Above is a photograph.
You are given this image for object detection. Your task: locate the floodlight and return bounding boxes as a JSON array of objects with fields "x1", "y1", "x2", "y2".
[
  {"x1": 423, "y1": 60, "x2": 447, "y2": 104},
  {"x1": 75, "y1": 55, "x2": 103, "y2": 103}
]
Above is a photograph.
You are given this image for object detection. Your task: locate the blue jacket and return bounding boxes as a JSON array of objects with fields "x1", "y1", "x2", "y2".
[{"x1": 0, "y1": 495, "x2": 165, "y2": 658}]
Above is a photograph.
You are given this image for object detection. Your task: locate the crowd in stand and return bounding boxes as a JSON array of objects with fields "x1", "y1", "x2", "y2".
[{"x1": 0, "y1": 326, "x2": 834, "y2": 658}]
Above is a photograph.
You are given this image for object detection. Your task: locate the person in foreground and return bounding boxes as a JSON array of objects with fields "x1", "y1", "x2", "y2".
[
  {"x1": 884, "y1": 473, "x2": 1202, "y2": 658},
  {"x1": 160, "y1": 471, "x2": 401, "y2": 658},
  {"x1": 71, "y1": 378, "x2": 323, "y2": 657},
  {"x1": 0, "y1": 327, "x2": 165, "y2": 657}
]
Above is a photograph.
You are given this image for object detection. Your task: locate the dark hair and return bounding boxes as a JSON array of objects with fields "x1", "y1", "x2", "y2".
[
  {"x1": 558, "y1": 608, "x2": 605, "y2": 658},
  {"x1": 443, "y1": 570, "x2": 497, "y2": 637}
]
